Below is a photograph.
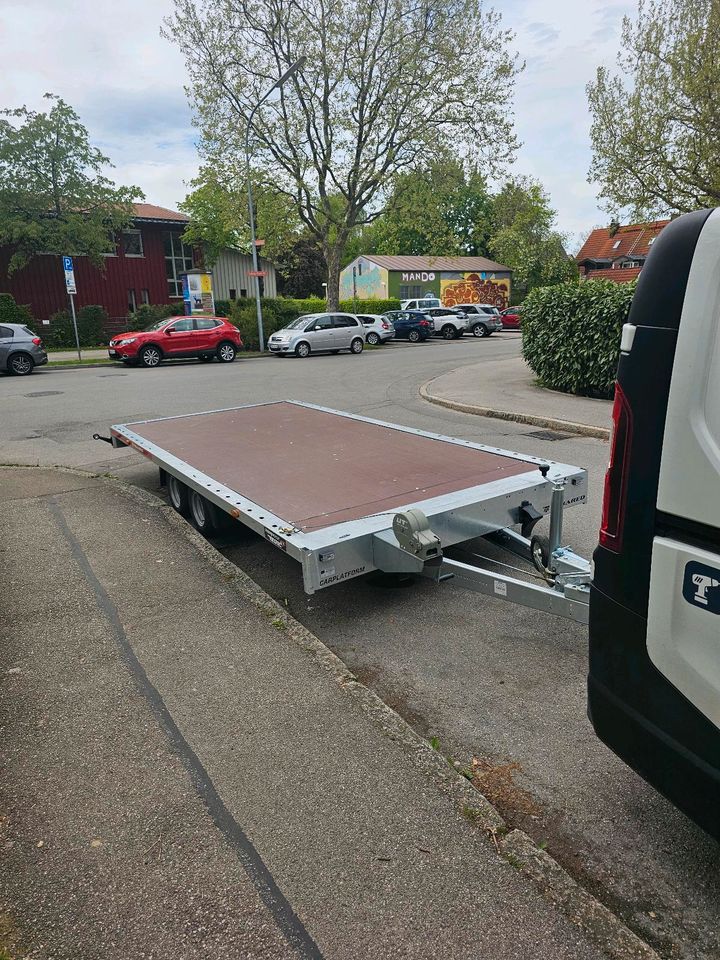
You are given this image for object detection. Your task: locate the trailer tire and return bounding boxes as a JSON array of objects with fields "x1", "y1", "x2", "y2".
[
  {"x1": 167, "y1": 475, "x2": 189, "y2": 515},
  {"x1": 531, "y1": 534, "x2": 552, "y2": 575},
  {"x1": 295, "y1": 341, "x2": 311, "y2": 358},
  {"x1": 350, "y1": 337, "x2": 364, "y2": 354},
  {"x1": 189, "y1": 490, "x2": 219, "y2": 535}
]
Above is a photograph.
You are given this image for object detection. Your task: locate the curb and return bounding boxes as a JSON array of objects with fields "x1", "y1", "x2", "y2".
[
  {"x1": 6, "y1": 463, "x2": 657, "y2": 960},
  {"x1": 420, "y1": 379, "x2": 611, "y2": 441}
]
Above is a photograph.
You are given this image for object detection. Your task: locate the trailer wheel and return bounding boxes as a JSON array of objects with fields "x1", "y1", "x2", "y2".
[
  {"x1": 531, "y1": 534, "x2": 552, "y2": 575},
  {"x1": 295, "y1": 341, "x2": 311, "y2": 358},
  {"x1": 167, "y1": 475, "x2": 189, "y2": 515},
  {"x1": 350, "y1": 337, "x2": 364, "y2": 354},
  {"x1": 189, "y1": 490, "x2": 218, "y2": 535}
]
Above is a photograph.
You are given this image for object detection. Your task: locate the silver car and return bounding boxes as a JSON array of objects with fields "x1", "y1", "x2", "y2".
[
  {"x1": 268, "y1": 313, "x2": 366, "y2": 358},
  {"x1": 454, "y1": 304, "x2": 503, "y2": 337},
  {"x1": 0, "y1": 323, "x2": 49, "y2": 375},
  {"x1": 357, "y1": 314, "x2": 395, "y2": 345}
]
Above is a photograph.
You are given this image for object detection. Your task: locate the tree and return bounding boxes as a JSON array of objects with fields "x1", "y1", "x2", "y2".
[
  {"x1": 180, "y1": 160, "x2": 302, "y2": 266},
  {"x1": 587, "y1": 0, "x2": 720, "y2": 218},
  {"x1": 0, "y1": 94, "x2": 143, "y2": 275},
  {"x1": 489, "y1": 178, "x2": 577, "y2": 301},
  {"x1": 165, "y1": 0, "x2": 521, "y2": 308},
  {"x1": 346, "y1": 160, "x2": 494, "y2": 260},
  {"x1": 276, "y1": 234, "x2": 327, "y2": 297}
]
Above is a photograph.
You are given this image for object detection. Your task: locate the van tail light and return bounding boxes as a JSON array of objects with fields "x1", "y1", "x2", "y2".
[
  {"x1": 599, "y1": 382, "x2": 633, "y2": 552},
  {"x1": 32, "y1": 337, "x2": 42, "y2": 345}
]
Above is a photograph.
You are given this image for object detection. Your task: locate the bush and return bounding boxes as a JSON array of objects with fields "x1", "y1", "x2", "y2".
[
  {"x1": 229, "y1": 298, "x2": 300, "y2": 350},
  {"x1": 131, "y1": 303, "x2": 184, "y2": 328},
  {"x1": 0, "y1": 293, "x2": 34, "y2": 326},
  {"x1": 339, "y1": 298, "x2": 401, "y2": 313},
  {"x1": 522, "y1": 279, "x2": 636, "y2": 398},
  {"x1": 45, "y1": 304, "x2": 109, "y2": 347}
]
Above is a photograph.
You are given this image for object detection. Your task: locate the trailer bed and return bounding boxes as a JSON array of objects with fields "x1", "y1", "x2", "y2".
[{"x1": 111, "y1": 401, "x2": 588, "y2": 594}]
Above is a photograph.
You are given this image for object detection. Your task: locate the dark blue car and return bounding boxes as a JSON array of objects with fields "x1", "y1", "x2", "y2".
[{"x1": 383, "y1": 311, "x2": 432, "y2": 342}]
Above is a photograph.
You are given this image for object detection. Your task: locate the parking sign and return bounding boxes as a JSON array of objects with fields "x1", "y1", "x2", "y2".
[{"x1": 63, "y1": 256, "x2": 76, "y2": 294}]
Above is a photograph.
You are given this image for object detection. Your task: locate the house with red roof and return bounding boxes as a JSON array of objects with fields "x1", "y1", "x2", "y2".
[
  {"x1": 576, "y1": 220, "x2": 670, "y2": 283},
  {"x1": 0, "y1": 203, "x2": 276, "y2": 331}
]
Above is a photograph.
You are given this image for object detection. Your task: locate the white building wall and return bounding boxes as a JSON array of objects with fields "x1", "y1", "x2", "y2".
[{"x1": 212, "y1": 249, "x2": 278, "y2": 300}]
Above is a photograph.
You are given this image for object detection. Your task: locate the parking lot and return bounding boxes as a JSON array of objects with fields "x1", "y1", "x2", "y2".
[{"x1": 2, "y1": 333, "x2": 718, "y2": 959}]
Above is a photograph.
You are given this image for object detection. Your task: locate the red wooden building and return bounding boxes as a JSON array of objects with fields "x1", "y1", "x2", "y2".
[{"x1": 0, "y1": 204, "x2": 196, "y2": 325}]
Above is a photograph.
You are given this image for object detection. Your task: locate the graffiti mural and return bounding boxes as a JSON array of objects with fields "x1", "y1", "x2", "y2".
[
  {"x1": 339, "y1": 258, "x2": 388, "y2": 300},
  {"x1": 440, "y1": 273, "x2": 510, "y2": 309}
]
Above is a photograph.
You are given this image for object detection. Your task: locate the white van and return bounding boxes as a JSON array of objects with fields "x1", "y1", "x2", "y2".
[
  {"x1": 589, "y1": 207, "x2": 720, "y2": 839},
  {"x1": 400, "y1": 297, "x2": 441, "y2": 311}
]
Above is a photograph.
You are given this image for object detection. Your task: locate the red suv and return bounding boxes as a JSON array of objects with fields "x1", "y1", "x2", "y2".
[
  {"x1": 108, "y1": 316, "x2": 243, "y2": 368},
  {"x1": 500, "y1": 306, "x2": 521, "y2": 330}
]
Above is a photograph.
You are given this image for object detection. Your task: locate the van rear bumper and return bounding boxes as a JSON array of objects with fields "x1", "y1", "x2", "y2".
[{"x1": 589, "y1": 585, "x2": 720, "y2": 840}]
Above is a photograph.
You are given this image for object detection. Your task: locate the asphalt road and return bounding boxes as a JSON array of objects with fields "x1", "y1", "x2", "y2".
[{"x1": 3, "y1": 334, "x2": 718, "y2": 959}]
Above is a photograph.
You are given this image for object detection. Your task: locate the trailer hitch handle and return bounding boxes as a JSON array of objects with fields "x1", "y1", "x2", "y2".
[{"x1": 92, "y1": 433, "x2": 114, "y2": 445}]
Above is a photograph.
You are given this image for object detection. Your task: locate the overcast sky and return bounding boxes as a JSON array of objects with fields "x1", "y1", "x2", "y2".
[{"x1": 1, "y1": 0, "x2": 633, "y2": 245}]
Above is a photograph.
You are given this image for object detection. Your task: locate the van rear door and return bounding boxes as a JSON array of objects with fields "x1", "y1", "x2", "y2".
[{"x1": 588, "y1": 208, "x2": 720, "y2": 839}]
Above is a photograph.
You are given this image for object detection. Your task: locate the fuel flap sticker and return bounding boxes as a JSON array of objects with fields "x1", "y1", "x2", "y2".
[
  {"x1": 264, "y1": 529, "x2": 287, "y2": 551},
  {"x1": 683, "y1": 561, "x2": 720, "y2": 614}
]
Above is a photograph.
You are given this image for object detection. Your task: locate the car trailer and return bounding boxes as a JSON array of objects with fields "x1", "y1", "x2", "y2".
[{"x1": 97, "y1": 400, "x2": 592, "y2": 622}]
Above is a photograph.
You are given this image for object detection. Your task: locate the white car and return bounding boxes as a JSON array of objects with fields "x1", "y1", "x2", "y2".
[
  {"x1": 357, "y1": 314, "x2": 395, "y2": 345},
  {"x1": 453, "y1": 303, "x2": 503, "y2": 337},
  {"x1": 421, "y1": 307, "x2": 469, "y2": 339},
  {"x1": 401, "y1": 297, "x2": 441, "y2": 311},
  {"x1": 268, "y1": 313, "x2": 365, "y2": 358}
]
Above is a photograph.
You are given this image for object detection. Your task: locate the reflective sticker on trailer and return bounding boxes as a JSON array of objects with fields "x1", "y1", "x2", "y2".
[
  {"x1": 683, "y1": 561, "x2": 720, "y2": 614},
  {"x1": 264, "y1": 529, "x2": 287, "y2": 551}
]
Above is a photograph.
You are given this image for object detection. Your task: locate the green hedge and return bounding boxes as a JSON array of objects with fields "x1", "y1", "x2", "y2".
[
  {"x1": 521, "y1": 279, "x2": 636, "y2": 398},
  {"x1": 0, "y1": 293, "x2": 34, "y2": 326},
  {"x1": 227, "y1": 296, "x2": 401, "y2": 349},
  {"x1": 130, "y1": 303, "x2": 184, "y2": 327},
  {"x1": 45, "y1": 305, "x2": 109, "y2": 347}
]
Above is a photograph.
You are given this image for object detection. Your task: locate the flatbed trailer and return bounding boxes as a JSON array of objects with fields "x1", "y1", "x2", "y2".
[{"x1": 100, "y1": 400, "x2": 592, "y2": 622}]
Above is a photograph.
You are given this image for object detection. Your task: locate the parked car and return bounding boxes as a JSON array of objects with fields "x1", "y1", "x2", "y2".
[
  {"x1": 0, "y1": 323, "x2": 48, "y2": 376},
  {"x1": 268, "y1": 313, "x2": 365, "y2": 357},
  {"x1": 400, "y1": 297, "x2": 441, "y2": 311},
  {"x1": 500, "y1": 306, "x2": 522, "y2": 330},
  {"x1": 108, "y1": 316, "x2": 242, "y2": 368},
  {"x1": 383, "y1": 311, "x2": 433, "y2": 342},
  {"x1": 452, "y1": 304, "x2": 503, "y2": 337},
  {"x1": 357, "y1": 314, "x2": 395, "y2": 345},
  {"x1": 422, "y1": 307, "x2": 469, "y2": 339}
]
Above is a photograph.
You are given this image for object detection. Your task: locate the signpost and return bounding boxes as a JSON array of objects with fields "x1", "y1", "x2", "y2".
[{"x1": 63, "y1": 256, "x2": 81, "y2": 361}]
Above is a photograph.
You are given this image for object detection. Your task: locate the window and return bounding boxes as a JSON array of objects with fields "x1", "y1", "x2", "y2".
[
  {"x1": 229, "y1": 288, "x2": 237, "y2": 300},
  {"x1": 122, "y1": 230, "x2": 144, "y2": 257},
  {"x1": 648, "y1": 237, "x2": 655, "y2": 246},
  {"x1": 358, "y1": 262, "x2": 362, "y2": 276},
  {"x1": 0, "y1": 326, "x2": 13, "y2": 339},
  {"x1": 196, "y1": 317, "x2": 221, "y2": 330},
  {"x1": 163, "y1": 231, "x2": 194, "y2": 297},
  {"x1": 170, "y1": 318, "x2": 194, "y2": 332},
  {"x1": 332, "y1": 315, "x2": 357, "y2": 327},
  {"x1": 128, "y1": 289, "x2": 137, "y2": 313},
  {"x1": 612, "y1": 240, "x2": 621, "y2": 250},
  {"x1": 240, "y1": 288, "x2": 247, "y2": 298},
  {"x1": 141, "y1": 289, "x2": 150, "y2": 305},
  {"x1": 400, "y1": 285, "x2": 423, "y2": 300},
  {"x1": 313, "y1": 315, "x2": 332, "y2": 330}
]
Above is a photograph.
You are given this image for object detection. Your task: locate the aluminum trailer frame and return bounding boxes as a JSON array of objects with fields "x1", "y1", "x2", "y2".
[{"x1": 105, "y1": 400, "x2": 591, "y2": 620}]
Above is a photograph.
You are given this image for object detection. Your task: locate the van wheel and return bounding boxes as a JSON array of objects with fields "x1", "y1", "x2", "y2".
[
  {"x1": 366, "y1": 332, "x2": 380, "y2": 345},
  {"x1": 189, "y1": 490, "x2": 218, "y2": 535},
  {"x1": 167, "y1": 475, "x2": 189, "y2": 515},
  {"x1": 350, "y1": 337, "x2": 364, "y2": 354},
  {"x1": 8, "y1": 352, "x2": 34, "y2": 375},
  {"x1": 407, "y1": 329, "x2": 420, "y2": 343},
  {"x1": 472, "y1": 323, "x2": 489, "y2": 338},
  {"x1": 441, "y1": 324, "x2": 456, "y2": 340},
  {"x1": 295, "y1": 341, "x2": 311, "y2": 358},
  {"x1": 140, "y1": 345, "x2": 162, "y2": 367},
  {"x1": 217, "y1": 342, "x2": 236, "y2": 362}
]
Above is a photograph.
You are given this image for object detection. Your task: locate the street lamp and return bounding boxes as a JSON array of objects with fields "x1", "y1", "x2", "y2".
[{"x1": 244, "y1": 57, "x2": 306, "y2": 351}]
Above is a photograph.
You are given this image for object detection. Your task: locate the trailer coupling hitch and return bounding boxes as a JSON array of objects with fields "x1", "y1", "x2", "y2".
[{"x1": 92, "y1": 433, "x2": 114, "y2": 445}]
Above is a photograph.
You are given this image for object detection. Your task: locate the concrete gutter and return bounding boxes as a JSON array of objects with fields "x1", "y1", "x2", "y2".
[{"x1": 420, "y1": 379, "x2": 611, "y2": 441}]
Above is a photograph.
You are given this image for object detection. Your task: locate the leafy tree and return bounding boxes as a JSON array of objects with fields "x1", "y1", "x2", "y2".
[
  {"x1": 165, "y1": 0, "x2": 520, "y2": 308},
  {"x1": 587, "y1": 0, "x2": 720, "y2": 217},
  {"x1": 276, "y1": 234, "x2": 327, "y2": 298},
  {"x1": 0, "y1": 94, "x2": 143, "y2": 275},
  {"x1": 489, "y1": 178, "x2": 577, "y2": 301},
  {"x1": 347, "y1": 161, "x2": 494, "y2": 260}
]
